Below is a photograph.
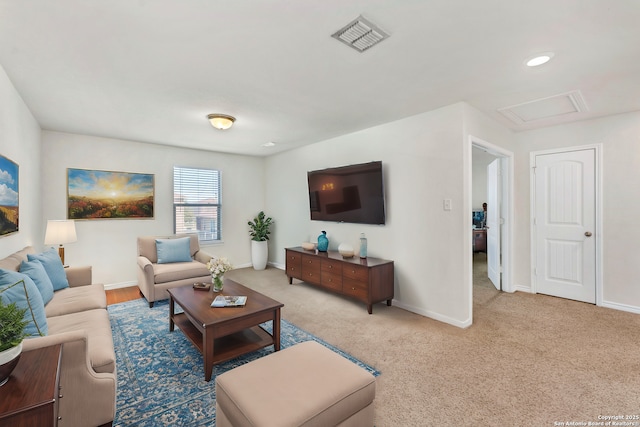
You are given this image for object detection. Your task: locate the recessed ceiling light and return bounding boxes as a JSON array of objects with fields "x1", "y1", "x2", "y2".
[
  {"x1": 262, "y1": 142, "x2": 276, "y2": 147},
  {"x1": 525, "y1": 52, "x2": 554, "y2": 67}
]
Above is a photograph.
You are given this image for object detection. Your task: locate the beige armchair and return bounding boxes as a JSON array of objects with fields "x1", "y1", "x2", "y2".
[{"x1": 136, "y1": 234, "x2": 212, "y2": 307}]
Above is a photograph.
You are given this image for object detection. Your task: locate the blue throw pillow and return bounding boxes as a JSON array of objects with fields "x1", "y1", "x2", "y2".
[
  {"x1": 156, "y1": 237, "x2": 192, "y2": 264},
  {"x1": 19, "y1": 259, "x2": 55, "y2": 305},
  {"x1": 0, "y1": 269, "x2": 48, "y2": 337},
  {"x1": 27, "y1": 248, "x2": 69, "y2": 291}
]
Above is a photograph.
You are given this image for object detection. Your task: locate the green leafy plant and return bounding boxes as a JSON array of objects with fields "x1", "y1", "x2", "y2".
[
  {"x1": 0, "y1": 298, "x2": 28, "y2": 352},
  {"x1": 248, "y1": 211, "x2": 273, "y2": 241}
]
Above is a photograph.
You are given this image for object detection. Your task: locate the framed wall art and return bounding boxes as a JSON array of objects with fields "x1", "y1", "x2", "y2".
[
  {"x1": 67, "y1": 168, "x2": 154, "y2": 220},
  {"x1": 0, "y1": 154, "x2": 19, "y2": 236}
]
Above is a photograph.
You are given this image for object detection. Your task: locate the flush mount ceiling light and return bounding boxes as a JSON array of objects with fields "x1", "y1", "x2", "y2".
[
  {"x1": 525, "y1": 52, "x2": 555, "y2": 67},
  {"x1": 207, "y1": 114, "x2": 236, "y2": 130}
]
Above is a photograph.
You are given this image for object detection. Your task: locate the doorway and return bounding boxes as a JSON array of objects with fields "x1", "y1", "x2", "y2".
[
  {"x1": 468, "y1": 136, "x2": 514, "y2": 322},
  {"x1": 472, "y1": 150, "x2": 500, "y2": 290}
]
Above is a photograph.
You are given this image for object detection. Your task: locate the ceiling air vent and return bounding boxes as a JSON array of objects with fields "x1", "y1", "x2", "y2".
[{"x1": 331, "y1": 15, "x2": 389, "y2": 52}]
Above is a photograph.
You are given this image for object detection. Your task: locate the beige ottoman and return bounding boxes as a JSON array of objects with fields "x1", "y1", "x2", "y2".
[{"x1": 215, "y1": 341, "x2": 376, "y2": 427}]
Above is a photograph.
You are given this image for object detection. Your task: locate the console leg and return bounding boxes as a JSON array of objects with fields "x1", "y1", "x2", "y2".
[
  {"x1": 387, "y1": 299, "x2": 392, "y2": 307},
  {"x1": 367, "y1": 304, "x2": 373, "y2": 314}
]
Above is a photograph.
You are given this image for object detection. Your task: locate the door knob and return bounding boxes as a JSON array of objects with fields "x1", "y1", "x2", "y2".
[{"x1": 585, "y1": 231, "x2": 593, "y2": 237}]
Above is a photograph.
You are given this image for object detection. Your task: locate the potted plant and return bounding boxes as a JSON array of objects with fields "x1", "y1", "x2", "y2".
[
  {"x1": 247, "y1": 211, "x2": 273, "y2": 270},
  {"x1": 0, "y1": 298, "x2": 28, "y2": 386}
]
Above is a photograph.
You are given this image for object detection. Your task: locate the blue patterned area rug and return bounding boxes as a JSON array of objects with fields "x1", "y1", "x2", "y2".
[{"x1": 108, "y1": 298, "x2": 380, "y2": 426}]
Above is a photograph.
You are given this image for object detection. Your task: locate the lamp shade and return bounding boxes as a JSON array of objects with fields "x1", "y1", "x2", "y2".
[{"x1": 44, "y1": 220, "x2": 77, "y2": 245}]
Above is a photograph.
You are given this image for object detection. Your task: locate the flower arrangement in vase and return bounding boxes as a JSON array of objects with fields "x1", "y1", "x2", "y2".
[{"x1": 206, "y1": 256, "x2": 233, "y2": 292}]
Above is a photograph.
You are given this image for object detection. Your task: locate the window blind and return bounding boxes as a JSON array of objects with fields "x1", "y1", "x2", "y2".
[{"x1": 173, "y1": 166, "x2": 221, "y2": 241}]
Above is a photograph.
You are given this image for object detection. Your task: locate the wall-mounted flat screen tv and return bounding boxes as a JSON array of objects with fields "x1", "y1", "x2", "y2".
[{"x1": 307, "y1": 161, "x2": 385, "y2": 225}]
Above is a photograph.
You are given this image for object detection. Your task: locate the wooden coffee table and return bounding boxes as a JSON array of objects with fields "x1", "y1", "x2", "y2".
[{"x1": 167, "y1": 279, "x2": 284, "y2": 381}]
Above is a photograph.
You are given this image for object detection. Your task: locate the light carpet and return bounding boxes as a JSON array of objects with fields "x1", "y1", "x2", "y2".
[
  {"x1": 108, "y1": 298, "x2": 380, "y2": 426},
  {"x1": 224, "y1": 262, "x2": 640, "y2": 426}
]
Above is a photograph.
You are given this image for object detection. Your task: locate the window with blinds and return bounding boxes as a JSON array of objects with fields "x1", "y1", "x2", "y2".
[{"x1": 173, "y1": 166, "x2": 221, "y2": 242}]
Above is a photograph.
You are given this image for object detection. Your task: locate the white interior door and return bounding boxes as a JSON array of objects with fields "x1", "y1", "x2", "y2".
[
  {"x1": 486, "y1": 159, "x2": 500, "y2": 289},
  {"x1": 534, "y1": 149, "x2": 596, "y2": 303}
]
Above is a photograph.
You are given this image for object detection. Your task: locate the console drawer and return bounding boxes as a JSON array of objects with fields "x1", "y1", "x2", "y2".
[
  {"x1": 321, "y1": 271, "x2": 342, "y2": 291},
  {"x1": 286, "y1": 250, "x2": 302, "y2": 277},
  {"x1": 321, "y1": 259, "x2": 342, "y2": 275},
  {"x1": 343, "y1": 264, "x2": 369, "y2": 282},
  {"x1": 321, "y1": 259, "x2": 343, "y2": 290},
  {"x1": 343, "y1": 278, "x2": 367, "y2": 299},
  {"x1": 301, "y1": 254, "x2": 321, "y2": 283}
]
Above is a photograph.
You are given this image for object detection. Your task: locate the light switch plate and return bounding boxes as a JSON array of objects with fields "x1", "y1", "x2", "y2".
[{"x1": 444, "y1": 199, "x2": 452, "y2": 211}]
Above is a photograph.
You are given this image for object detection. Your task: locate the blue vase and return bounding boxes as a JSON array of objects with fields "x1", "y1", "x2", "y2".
[{"x1": 317, "y1": 231, "x2": 329, "y2": 252}]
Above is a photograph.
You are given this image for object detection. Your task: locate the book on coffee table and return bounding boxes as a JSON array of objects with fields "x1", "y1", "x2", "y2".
[{"x1": 211, "y1": 295, "x2": 247, "y2": 308}]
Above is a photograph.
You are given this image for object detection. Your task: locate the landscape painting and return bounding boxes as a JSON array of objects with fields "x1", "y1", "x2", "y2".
[
  {"x1": 0, "y1": 154, "x2": 19, "y2": 236},
  {"x1": 67, "y1": 168, "x2": 154, "y2": 220}
]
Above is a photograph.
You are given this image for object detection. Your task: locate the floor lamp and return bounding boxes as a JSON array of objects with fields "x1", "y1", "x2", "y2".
[{"x1": 44, "y1": 220, "x2": 77, "y2": 266}]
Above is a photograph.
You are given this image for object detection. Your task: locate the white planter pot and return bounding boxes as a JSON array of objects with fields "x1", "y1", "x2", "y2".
[
  {"x1": 0, "y1": 341, "x2": 22, "y2": 386},
  {"x1": 251, "y1": 240, "x2": 268, "y2": 270}
]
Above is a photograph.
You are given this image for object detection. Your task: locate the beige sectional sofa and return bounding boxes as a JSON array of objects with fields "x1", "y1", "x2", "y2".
[
  {"x1": 0, "y1": 246, "x2": 116, "y2": 427},
  {"x1": 137, "y1": 234, "x2": 212, "y2": 307}
]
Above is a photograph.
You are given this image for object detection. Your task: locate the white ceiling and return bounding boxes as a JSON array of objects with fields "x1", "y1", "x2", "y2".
[{"x1": 1, "y1": 1, "x2": 639, "y2": 157}]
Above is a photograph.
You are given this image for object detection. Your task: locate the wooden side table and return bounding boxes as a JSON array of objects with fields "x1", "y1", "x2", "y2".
[{"x1": 0, "y1": 344, "x2": 62, "y2": 427}]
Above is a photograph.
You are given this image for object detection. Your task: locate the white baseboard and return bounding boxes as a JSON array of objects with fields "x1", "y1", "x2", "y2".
[
  {"x1": 512, "y1": 284, "x2": 640, "y2": 314},
  {"x1": 242, "y1": 262, "x2": 284, "y2": 270},
  {"x1": 234, "y1": 262, "x2": 253, "y2": 269},
  {"x1": 104, "y1": 280, "x2": 137, "y2": 291},
  {"x1": 513, "y1": 284, "x2": 533, "y2": 293},
  {"x1": 392, "y1": 300, "x2": 472, "y2": 328},
  {"x1": 600, "y1": 300, "x2": 640, "y2": 315}
]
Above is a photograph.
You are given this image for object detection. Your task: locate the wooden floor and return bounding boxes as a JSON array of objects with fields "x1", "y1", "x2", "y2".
[{"x1": 106, "y1": 286, "x2": 142, "y2": 305}]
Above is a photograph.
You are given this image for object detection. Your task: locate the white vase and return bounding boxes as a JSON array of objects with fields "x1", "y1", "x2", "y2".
[
  {"x1": 0, "y1": 341, "x2": 22, "y2": 387},
  {"x1": 251, "y1": 240, "x2": 268, "y2": 270},
  {"x1": 338, "y1": 243, "x2": 355, "y2": 258}
]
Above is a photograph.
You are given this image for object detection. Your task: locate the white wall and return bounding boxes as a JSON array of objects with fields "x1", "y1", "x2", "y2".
[
  {"x1": 472, "y1": 152, "x2": 490, "y2": 210},
  {"x1": 41, "y1": 131, "x2": 264, "y2": 287},
  {"x1": 513, "y1": 111, "x2": 640, "y2": 311},
  {"x1": 462, "y1": 103, "x2": 516, "y2": 316},
  {"x1": 0, "y1": 64, "x2": 42, "y2": 257},
  {"x1": 266, "y1": 103, "x2": 512, "y2": 326}
]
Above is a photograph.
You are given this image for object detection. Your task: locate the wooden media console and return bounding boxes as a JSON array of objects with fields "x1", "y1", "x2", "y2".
[{"x1": 285, "y1": 246, "x2": 394, "y2": 314}]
